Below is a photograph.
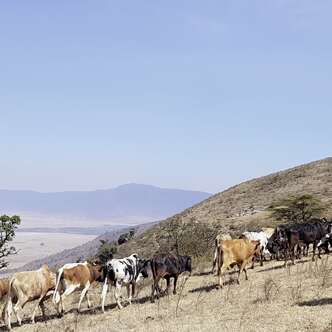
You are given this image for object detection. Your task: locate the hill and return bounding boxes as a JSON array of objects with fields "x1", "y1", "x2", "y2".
[
  {"x1": 13, "y1": 157, "x2": 332, "y2": 272},
  {"x1": 0, "y1": 184, "x2": 211, "y2": 227},
  {"x1": 115, "y1": 157, "x2": 332, "y2": 257}
]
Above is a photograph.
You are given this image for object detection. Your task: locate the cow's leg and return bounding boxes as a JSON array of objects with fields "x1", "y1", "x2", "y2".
[
  {"x1": 6, "y1": 296, "x2": 13, "y2": 330},
  {"x1": 165, "y1": 276, "x2": 171, "y2": 295},
  {"x1": 151, "y1": 276, "x2": 161, "y2": 303},
  {"x1": 173, "y1": 276, "x2": 178, "y2": 295},
  {"x1": 78, "y1": 281, "x2": 90, "y2": 312},
  {"x1": 31, "y1": 294, "x2": 45, "y2": 323},
  {"x1": 312, "y1": 242, "x2": 317, "y2": 261},
  {"x1": 250, "y1": 256, "x2": 255, "y2": 269},
  {"x1": 39, "y1": 300, "x2": 46, "y2": 318},
  {"x1": 260, "y1": 248, "x2": 264, "y2": 267},
  {"x1": 126, "y1": 284, "x2": 132, "y2": 305},
  {"x1": 115, "y1": 280, "x2": 123, "y2": 309},
  {"x1": 218, "y1": 265, "x2": 227, "y2": 288},
  {"x1": 101, "y1": 279, "x2": 108, "y2": 313},
  {"x1": 86, "y1": 292, "x2": 92, "y2": 308}
]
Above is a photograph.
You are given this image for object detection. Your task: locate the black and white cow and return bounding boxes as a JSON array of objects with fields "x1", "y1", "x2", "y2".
[{"x1": 101, "y1": 253, "x2": 148, "y2": 311}]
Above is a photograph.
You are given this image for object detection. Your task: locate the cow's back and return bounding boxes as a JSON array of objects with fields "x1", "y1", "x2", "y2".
[
  {"x1": 221, "y1": 239, "x2": 257, "y2": 265},
  {"x1": 12, "y1": 266, "x2": 55, "y2": 301},
  {"x1": 151, "y1": 254, "x2": 180, "y2": 277},
  {"x1": 63, "y1": 264, "x2": 90, "y2": 286}
]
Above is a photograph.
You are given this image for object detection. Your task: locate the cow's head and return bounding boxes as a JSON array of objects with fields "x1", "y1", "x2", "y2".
[
  {"x1": 88, "y1": 259, "x2": 105, "y2": 282},
  {"x1": 179, "y1": 255, "x2": 192, "y2": 274},
  {"x1": 136, "y1": 259, "x2": 150, "y2": 282},
  {"x1": 318, "y1": 234, "x2": 330, "y2": 249},
  {"x1": 252, "y1": 240, "x2": 261, "y2": 258}
]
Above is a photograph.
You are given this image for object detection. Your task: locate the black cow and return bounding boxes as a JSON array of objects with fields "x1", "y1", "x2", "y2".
[
  {"x1": 274, "y1": 219, "x2": 330, "y2": 264},
  {"x1": 150, "y1": 254, "x2": 192, "y2": 303}
]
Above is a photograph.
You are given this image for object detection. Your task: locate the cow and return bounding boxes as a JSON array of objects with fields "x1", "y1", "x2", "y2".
[
  {"x1": 5, "y1": 265, "x2": 56, "y2": 330},
  {"x1": 212, "y1": 233, "x2": 232, "y2": 274},
  {"x1": 53, "y1": 260, "x2": 104, "y2": 315},
  {"x1": 216, "y1": 239, "x2": 261, "y2": 288},
  {"x1": 239, "y1": 231, "x2": 269, "y2": 268},
  {"x1": 150, "y1": 254, "x2": 192, "y2": 303},
  {"x1": 101, "y1": 254, "x2": 148, "y2": 311},
  {"x1": 275, "y1": 220, "x2": 329, "y2": 263}
]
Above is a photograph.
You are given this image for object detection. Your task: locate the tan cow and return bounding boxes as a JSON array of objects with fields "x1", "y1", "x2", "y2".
[
  {"x1": 53, "y1": 261, "x2": 104, "y2": 315},
  {"x1": 211, "y1": 233, "x2": 232, "y2": 274},
  {"x1": 217, "y1": 239, "x2": 261, "y2": 287},
  {"x1": 5, "y1": 265, "x2": 56, "y2": 330}
]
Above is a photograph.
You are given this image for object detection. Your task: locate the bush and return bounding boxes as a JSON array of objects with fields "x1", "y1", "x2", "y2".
[
  {"x1": 97, "y1": 240, "x2": 118, "y2": 263},
  {"x1": 268, "y1": 194, "x2": 326, "y2": 223}
]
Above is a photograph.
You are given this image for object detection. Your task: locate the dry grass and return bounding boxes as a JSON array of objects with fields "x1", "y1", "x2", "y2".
[{"x1": 2, "y1": 254, "x2": 332, "y2": 332}]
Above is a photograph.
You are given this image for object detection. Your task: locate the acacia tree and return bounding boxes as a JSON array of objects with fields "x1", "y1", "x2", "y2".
[
  {"x1": 0, "y1": 215, "x2": 21, "y2": 269},
  {"x1": 268, "y1": 194, "x2": 326, "y2": 223}
]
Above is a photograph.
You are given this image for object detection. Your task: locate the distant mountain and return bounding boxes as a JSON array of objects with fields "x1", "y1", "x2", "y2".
[{"x1": 0, "y1": 184, "x2": 211, "y2": 226}]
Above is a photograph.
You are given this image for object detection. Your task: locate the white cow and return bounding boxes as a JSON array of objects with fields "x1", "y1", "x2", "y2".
[{"x1": 240, "y1": 231, "x2": 269, "y2": 268}]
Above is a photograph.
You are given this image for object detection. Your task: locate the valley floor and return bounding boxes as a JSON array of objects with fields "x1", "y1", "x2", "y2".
[{"x1": 2, "y1": 255, "x2": 332, "y2": 332}]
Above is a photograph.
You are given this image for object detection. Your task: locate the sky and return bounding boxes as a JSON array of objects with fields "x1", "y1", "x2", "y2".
[{"x1": 0, "y1": 0, "x2": 331, "y2": 194}]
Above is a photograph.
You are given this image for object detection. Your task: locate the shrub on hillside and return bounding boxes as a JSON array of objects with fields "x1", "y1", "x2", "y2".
[
  {"x1": 97, "y1": 240, "x2": 117, "y2": 263},
  {"x1": 268, "y1": 194, "x2": 326, "y2": 223},
  {"x1": 159, "y1": 217, "x2": 220, "y2": 258}
]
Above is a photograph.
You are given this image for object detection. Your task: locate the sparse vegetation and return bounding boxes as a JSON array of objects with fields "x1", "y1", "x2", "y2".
[{"x1": 97, "y1": 240, "x2": 118, "y2": 263}]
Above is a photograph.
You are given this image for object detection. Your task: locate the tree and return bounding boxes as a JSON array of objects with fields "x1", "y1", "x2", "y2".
[
  {"x1": 0, "y1": 215, "x2": 21, "y2": 269},
  {"x1": 268, "y1": 194, "x2": 326, "y2": 223},
  {"x1": 97, "y1": 240, "x2": 117, "y2": 263}
]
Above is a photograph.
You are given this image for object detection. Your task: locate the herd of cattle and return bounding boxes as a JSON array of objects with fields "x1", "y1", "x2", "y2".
[{"x1": 0, "y1": 217, "x2": 331, "y2": 330}]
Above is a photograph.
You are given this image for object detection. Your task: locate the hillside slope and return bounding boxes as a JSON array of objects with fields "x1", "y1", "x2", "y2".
[{"x1": 116, "y1": 157, "x2": 332, "y2": 257}]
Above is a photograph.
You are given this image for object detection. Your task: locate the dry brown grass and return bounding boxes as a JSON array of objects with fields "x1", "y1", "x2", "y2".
[{"x1": 2, "y1": 254, "x2": 332, "y2": 332}]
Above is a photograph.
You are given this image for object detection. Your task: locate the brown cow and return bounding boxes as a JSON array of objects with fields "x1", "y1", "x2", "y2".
[
  {"x1": 0, "y1": 278, "x2": 9, "y2": 300},
  {"x1": 217, "y1": 239, "x2": 261, "y2": 287},
  {"x1": 53, "y1": 261, "x2": 104, "y2": 315},
  {"x1": 5, "y1": 265, "x2": 56, "y2": 330},
  {"x1": 211, "y1": 233, "x2": 232, "y2": 274}
]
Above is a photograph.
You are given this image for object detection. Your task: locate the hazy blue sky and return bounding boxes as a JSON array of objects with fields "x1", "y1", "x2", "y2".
[{"x1": 0, "y1": 1, "x2": 331, "y2": 193}]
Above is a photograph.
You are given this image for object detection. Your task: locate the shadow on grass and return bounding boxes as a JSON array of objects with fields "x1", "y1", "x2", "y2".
[
  {"x1": 189, "y1": 278, "x2": 238, "y2": 294},
  {"x1": 297, "y1": 298, "x2": 332, "y2": 307}
]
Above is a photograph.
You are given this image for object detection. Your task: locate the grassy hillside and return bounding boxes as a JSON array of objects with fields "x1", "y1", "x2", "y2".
[
  {"x1": 116, "y1": 157, "x2": 332, "y2": 258},
  {"x1": 7, "y1": 256, "x2": 332, "y2": 332}
]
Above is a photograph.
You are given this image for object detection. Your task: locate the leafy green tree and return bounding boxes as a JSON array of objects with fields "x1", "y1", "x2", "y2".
[
  {"x1": 97, "y1": 240, "x2": 117, "y2": 263},
  {"x1": 0, "y1": 215, "x2": 21, "y2": 269},
  {"x1": 268, "y1": 194, "x2": 326, "y2": 223}
]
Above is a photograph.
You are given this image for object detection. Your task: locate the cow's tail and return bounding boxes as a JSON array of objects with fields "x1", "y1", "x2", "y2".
[
  {"x1": 216, "y1": 244, "x2": 224, "y2": 276},
  {"x1": 212, "y1": 238, "x2": 218, "y2": 273},
  {"x1": 53, "y1": 268, "x2": 64, "y2": 305}
]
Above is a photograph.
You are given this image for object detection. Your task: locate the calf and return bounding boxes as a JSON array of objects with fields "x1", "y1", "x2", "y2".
[
  {"x1": 5, "y1": 265, "x2": 56, "y2": 330},
  {"x1": 150, "y1": 254, "x2": 192, "y2": 303},
  {"x1": 53, "y1": 260, "x2": 104, "y2": 315},
  {"x1": 101, "y1": 254, "x2": 148, "y2": 311},
  {"x1": 212, "y1": 233, "x2": 232, "y2": 274},
  {"x1": 217, "y1": 239, "x2": 261, "y2": 288}
]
